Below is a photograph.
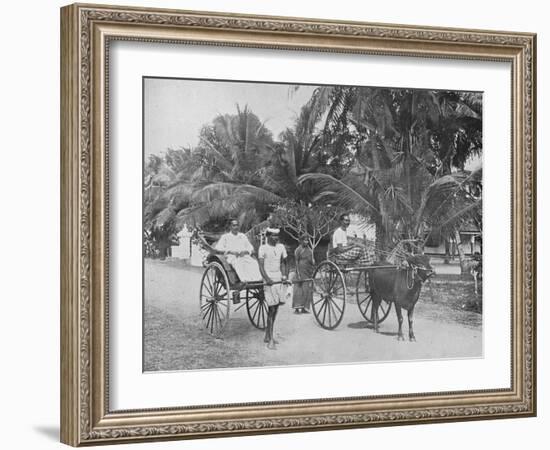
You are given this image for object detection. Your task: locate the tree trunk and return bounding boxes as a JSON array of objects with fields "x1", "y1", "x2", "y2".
[
  {"x1": 309, "y1": 239, "x2": 318, "y2": 265},
  {"x1": 444, "y1": 238, "x2": 450, "y2": 264},
  {"x1": 368, "y1": 139, "x2": 392, "y2": 256},
  {"x1": 406, "y1": 131, "x2": 413, "y2": 206},
  {"x1": 453, "y1": 228, "x2": 468, "y2": 274},
  {"x1": 375, "y1": 223, "x2": 390, "y2": 259}
]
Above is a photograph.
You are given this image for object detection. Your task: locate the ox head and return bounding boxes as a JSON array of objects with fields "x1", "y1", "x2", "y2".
[{"x1": 405, "y1": 254, "x2": 434, "y2": 282}]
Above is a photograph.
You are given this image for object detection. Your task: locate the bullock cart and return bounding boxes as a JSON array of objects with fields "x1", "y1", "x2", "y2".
[{"x1": 311, "y1": 260, "x2": 396, "y2": 330}]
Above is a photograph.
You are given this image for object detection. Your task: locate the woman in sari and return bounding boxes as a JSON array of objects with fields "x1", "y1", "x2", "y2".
[{"x1": 292, "y1": 235, "x2": 315, "y2": 314}]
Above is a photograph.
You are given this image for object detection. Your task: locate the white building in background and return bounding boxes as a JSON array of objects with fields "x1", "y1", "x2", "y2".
[
  {"x1": 169, "y1": 225, "x2": 207, "y2": 266},
  {"x1": 424, "y1": 226, "x2": 482, "y2": 257},
  {"x1": 171, "y1": 226, "x2": 192, "y2": 259}
]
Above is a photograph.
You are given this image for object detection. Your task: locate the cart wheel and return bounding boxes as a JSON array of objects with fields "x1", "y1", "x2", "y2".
[
  {"x1": 312, "y1": 261, "x2": 346, "y2": 330},
  {"x1": 246, "y1": 288, "x2": 268, "y2": 330},
  {"x1": 199, "y1": 262, "x2": 230, "y2": 337},
  {"x1": 355, "y1": 270, "x2": 391, "y2": 324}
]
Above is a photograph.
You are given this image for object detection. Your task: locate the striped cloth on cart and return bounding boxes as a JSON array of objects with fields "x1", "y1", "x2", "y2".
[{"x1": 331, "y1": 245, "x2": 375, "y2": 267}]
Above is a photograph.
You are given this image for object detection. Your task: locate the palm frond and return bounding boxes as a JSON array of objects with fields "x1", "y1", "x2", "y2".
[
  {"x1": 175, "y1": 193, "x2": 267, "y2": 230},
  {"x1": 299, "y1": 173, "x2": 379, "y2": 215},
  {"x1": 415, "y1": 174, "x2": 463, "y2": 223},
  {"x1": 305, "y1": 87, "x2": 333, "y2": 133},
  {"x1": 152, "y1": 206, "x2": 176, "y2": 228},
  {"x1": 151, "y1": 171, "x2": 175, "y2": 186},
  {"x1": 191, "y1": 182, "x2": 282, "y2": 205},
  {"x1": 394, "y1": 189, "x2": 414, "y2": 214},
  {"x1": 257, "y1": 172, "x2": 290, "y2": 196},
  {"x1": 198, "y1": 137, "x2": 233, "y2": 172},
  {"x1": 158, "y1": 183, "x2": 196, "y2": 209},
  {"x1": 415, "y1": 170, "x2": 481, "y2": 236},
  {"x1": 174, "y1": 204, "x2": 213, "y2": 229},
  {"x1": 454, "y1": 102, "x2": 480, "y2": 119},
  {"x1": 438, "y1": 200, "x2": 482, "y2": 230},
  {"x1": 460, "y1": 92, "x2": 483, "y2": 116},
  {"x1": 323, "y1": 87, "x2": 351, "y2": 135}
]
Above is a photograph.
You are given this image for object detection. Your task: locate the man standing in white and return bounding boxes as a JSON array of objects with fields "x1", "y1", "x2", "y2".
[
  {"x1": 258, "y1": 228, "x2": 289, "y2": 350},
  {"x1": 215, "y1": 219, "x2": 262, "y2": 282},
  {"x1": 331, "y1": 213, "x2": 375, "y2": 266}
]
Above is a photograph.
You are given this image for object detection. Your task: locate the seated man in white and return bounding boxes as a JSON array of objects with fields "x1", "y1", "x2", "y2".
[
  {"x1": 215, "y1": 219, "x2": 262, "y2": 282},
  {"x1": 331, "y1": 213, "x2": 375, "y2": 266}
]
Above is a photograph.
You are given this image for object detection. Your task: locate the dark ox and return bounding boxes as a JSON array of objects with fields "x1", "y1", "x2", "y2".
[{"x1": 369, "y1": 255, "x2": 434, "y2": 341}]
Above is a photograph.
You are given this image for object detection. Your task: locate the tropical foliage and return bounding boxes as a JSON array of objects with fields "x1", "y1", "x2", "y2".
[
  {"x1": 144, "y1": 105, "x2": 279, "y2": 232},
  {"x1": 297, "y1": 86, "x2": 482, "y2": 254},
  {"x1": 144, "y1": 86, "x2": 482, "y2": 268}
]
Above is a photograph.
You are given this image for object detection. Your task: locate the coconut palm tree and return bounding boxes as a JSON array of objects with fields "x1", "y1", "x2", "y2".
[
  {"x1": 144, "y1": 105, "x2": 282, "y2": 232},
  {"x1": 298, "y1": 86, "x2": 482, "y2": 256},
  {"x1": 144, "y1": 154, "x2": 177, "y2": 204},
  {"x1": 300, "y1": 166, "x2": 481, "y2": 261},
  {"x1": 258, "y1": 96, "x2": 348, "y2": 201}
]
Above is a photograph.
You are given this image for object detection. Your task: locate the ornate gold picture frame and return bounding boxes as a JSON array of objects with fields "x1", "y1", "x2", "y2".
[{"x1": 60, "y1": 3, "x2": 536, "y2": 446}]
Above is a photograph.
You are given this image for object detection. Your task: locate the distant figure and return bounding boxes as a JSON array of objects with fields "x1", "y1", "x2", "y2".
[
  {"x1": 292, "y1": 235, "x2": 314, "y2": 314},
  {"x1": 215, "y1": 219, "x2": 262, "y2": 282},
  {"x1": 330, "y1": 213, "x2": 375, "y2": 266},
  {"x1": 258, "y1": 228, "x2": 289, "y2": 350},
  {"x1": 155, "y1": 225, "x2": 175, "y2": 260},
  {"x1": 471, "y1": 252, "x2": 483, "y2": 295}
]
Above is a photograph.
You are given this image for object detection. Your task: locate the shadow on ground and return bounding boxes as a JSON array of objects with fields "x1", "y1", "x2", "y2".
[{"x1": 33, "y1": 426, "x2": 59, "y2": 441}]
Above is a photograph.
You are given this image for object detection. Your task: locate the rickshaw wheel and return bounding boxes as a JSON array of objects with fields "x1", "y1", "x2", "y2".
[
  {"x1": 355, "y1": 270, "x2": 392, "y2": 324},
  {"x1": 199, "y1": 262, "x2": 231, "y2": 337},
  {"x1": 312, "y1": 260, "x2": 346, "y2": 330},
  {"x1": 246, "y1": 287, "x2": 268, "y2": 330}
]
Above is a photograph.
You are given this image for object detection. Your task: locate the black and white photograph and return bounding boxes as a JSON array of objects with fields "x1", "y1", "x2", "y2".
[{"x1": 143, "y1": 77, "x2": 483, "y2": 372}]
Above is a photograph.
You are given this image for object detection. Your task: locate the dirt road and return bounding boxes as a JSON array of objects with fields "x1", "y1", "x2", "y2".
[{"x1": 144, "y1": 259, "x2": 482, "y2": 371}]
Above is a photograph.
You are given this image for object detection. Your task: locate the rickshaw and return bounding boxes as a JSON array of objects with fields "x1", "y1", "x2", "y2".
[
  {"x1": 198, "y1": 252, "x2": 270, "y2": 337},
  {"x1": 193, "y1": 230, "x2": 288, "y2": 337}
]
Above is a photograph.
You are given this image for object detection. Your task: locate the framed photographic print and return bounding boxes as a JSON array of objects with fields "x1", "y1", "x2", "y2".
[{"x1": 60, "y1": 3, "x2": 536, "y2": 446}]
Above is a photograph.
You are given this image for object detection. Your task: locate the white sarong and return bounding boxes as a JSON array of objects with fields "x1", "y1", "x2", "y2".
[
  {"x1": 215, "y1": 232, "x2": 262, "y2": 282},
  {"x1": 226, "y1": 254, "x2": 262, "y2": 282}
]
